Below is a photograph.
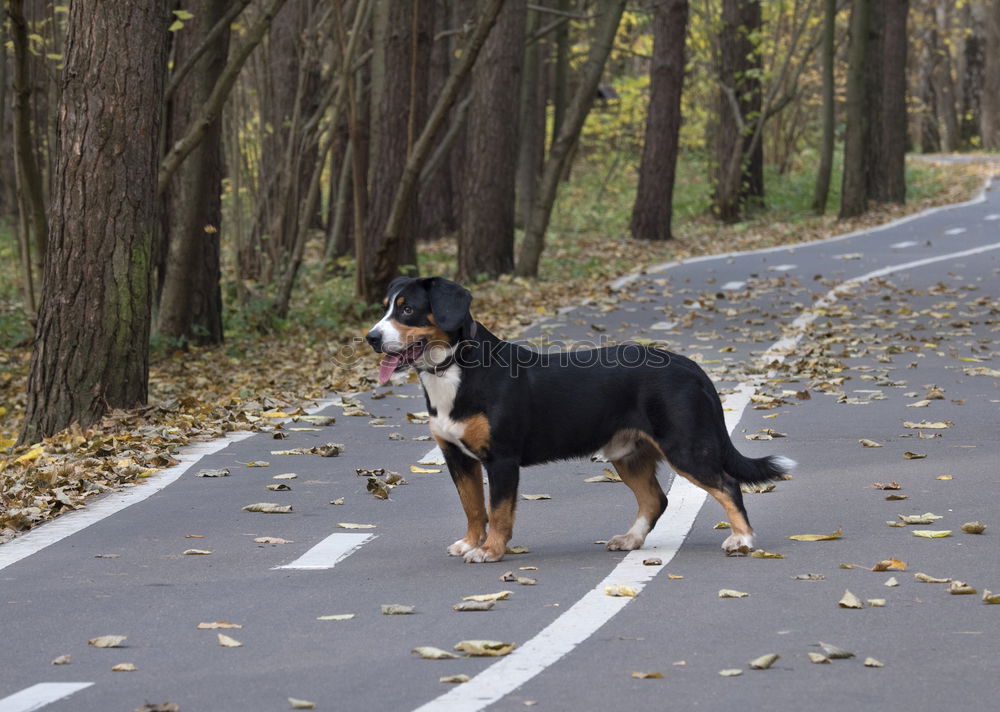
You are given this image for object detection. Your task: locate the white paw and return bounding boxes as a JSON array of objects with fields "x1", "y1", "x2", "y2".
[
  {"x1": 606, "y1": 533, "x2": 645, "y2": 551},
  {"x1": 448, "y1": 538, "x2": 475, "y2": 556},
  {"x1": 463, "y1": 547, "x2": 503, "y2": 563},
  {"x1": 722, "y1": 533, "x2": 755, "y2": 553}
]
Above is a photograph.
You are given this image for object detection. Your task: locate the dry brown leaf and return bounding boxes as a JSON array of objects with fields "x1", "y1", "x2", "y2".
[
  {"x1": 789, "y1": 527, "x2": 843, "y2": 541},
  {"x1": 749, "y1": 653, "x2": 779, "y2": 670},
  {"x1": 818, "y1": 642, "x2": 855, "y2": 659},
  {"x1": 960, "y1": 521, "x2": 987, "y2": 534},
  {"x1": 505, "y1": 545, "x2": 530, "y2": 554},
  {"x1": 381, "y1": 604, "x2": 414, "y2": 615},
  {"x1": 453, "y1": 600, "x2": 495, "y2": 612},
  {"x1": 439, "y1": 674, "x2": 470, "y2": 683},
  {"x1": 605, "y1": 584, "x2": 638, "y2": 597},
  {"x1": 897, "y1": 512, "x2": 943, "y2": 525},
  {"x1": 903, "y1": 451, "x2": 927, "y2": 460},
  {"x1": 197, "y1": 621, "x2": 242, "y2": 629},
  {"x1": 915, "y1": 572, "x2": 951, "y2": 583},
  {"x1": 807, "y1": 652, "x2": 830, "y2": 664},
  {"x1": 873, "y1": 481, "x2": 902, "y2": 490},
  {"x1": 196, "y1": 468, "x2": 229, "y2": 477},
  {"x1": 454, "y1": 640, "x2": 516, "y2": 657},
  {"x1": 51, "y1": 654, "x2": 71, "y2": 665},
  {"x1": 750, "y1": 549, "x2": 784, "y2": 559},
  {"x1": 288, "y1": 699, "x2": 316, "y2": 710},
  {"x1": 982, "y1": 590, "x2": 1000, "y2": 604},
  {"x1": 872, "y1": 558, "x2": 907, "y2": 571},
  {"x1": 88, "y1": 635, "x2": 127, "y2": 648},
  {"x1": 463, "y1": 591, "x2": 512, "y2": 602},
  {"x1": 838, "y1": 590, "x2": 864, "y2": 609},
  {"x1": 859, "y1": 439, "x2": 883, "y2": 448},
  {"x1": 242, "y1": 502, "x2": 292, "y2": 513},
  {"x1": 642, "y1": 557, "x2": 663, "y2": 566},
  {"x1": 949, "y1": 581, "x2": 977, "y2": 595},
  {"x1": 903, "y1": 420, "x2": 952, "y2": 429},
  {"x1": 217, "y1": 633, "x2": 243, "y2": 647},
  {"x1": 412, "y1": 647, "x2": 458, "y2": 660},
  {"x1": 521, "y1": 494, "x2": 551, "y2": 501},
  {"x1": 713, "y1": 521, "x2": 731, "y2": 530},
  {"x1": 265, "y1": 483, "x2": 291, "y2": 491},
  {"x1": 718, "y1": 589, "x2": 749, "y2": 598},
  {"x1": 111, "y1": 662, "x2": 136, "y2": 672},
  {"x1": 631, "y1": 671, "x2": 664, "y2": 679},
  {"x1": 182, "y1": 549, "x2": 212, "y2": 555},
  {"x1": 864, "y1": 657, "x2": 884, "y2": 668},
  {"x1": 254, "y1": 537, "x2": 292, "y2": 544}
]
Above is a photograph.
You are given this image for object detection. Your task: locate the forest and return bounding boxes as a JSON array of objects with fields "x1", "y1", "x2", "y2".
[{"x1": 0, "y1": 0, "x2": 998, "y2": 467}]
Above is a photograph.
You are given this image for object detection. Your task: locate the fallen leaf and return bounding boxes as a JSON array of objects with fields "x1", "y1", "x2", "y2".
[
  {"x1": 217, "y1": 633, "x2": 242, "y2": 647},
  {"x1": 254, "y1": 537, "x2": 292, "y2": 544},
  {"x1": 949, "y1": 581, "x2": 977, "y2": 595},
  {"x1": 381, "y1": 604, "x2": 414, "y2": 615},
  {"x1": 718, "y1": 589, "x2": 749, "y2": 598},
  {"x1": 605, "y1": 584, "x2": 638, "y2": 597},
  {"x1": 412, "y1": 647, "x2": 458, "y2": 660},
  {"x1": 273, "y1": 473, "x2": 298, "y2": 480},
  {"x1": 265, "y1": 483, "x2": 291, "y2": 491},
  {"x1": 859, "y1": 439, "x2": 883, "y2": 448},
  {"x1": 242, "y1": 502, "x2": 292, "y2": 513},
  {"x1": 316, "y1": 614, "x2": 355, "y2": 621},
  {"x1": 807, "y1": 652, "x2": 830, "y2": 664},
  {"x1": 296, "y1": 415, "x2": 336, "y2": 426},
  {"x1": 197, "y1": 621, "x2": 242, "y2": 629},
  {"x1": 903, "y1": 451, "x2": 927, "y2": 460},
  {"x1": 867, "y1": 598, "x2": 886, "y2": 607},
  {"x1": 903, "y1": 420, "x2": 952, "y2": 429},
  {"x1": 873, "y1": 481, "x2": 902, "y2": 490},
  {"x1": 906, "y1": 399, "x2": 931, "y2": 408},
  {"x1": 337, "y1": 522, "x2": 376, "y2": 529},
  {"x1": 643, "y1": 557, "x2": 663, "y2": 566},
  {"x1": 132, "y1": 704, "x2": 180, "y2": 712},
  {"x1": 246, "y1": 461, "x2": 270, "y2": 467},
  {"x1": 750, "y1": 549, "x2": 784, "y2": 559},
  {"x1": 749, "y1": 653, "x2": 779, "y2": 670},
  {"x1": 982, "y1": 590, "x2": 1000, "y2": 604},
  {"x1": 407, "y1": 411, "x2": 431, "y2": 424},
  {"x1": 713, "y1": 521, "x2": 731, "y2": 530},
  {"x1": 913, "y1": 530, "x2": 952, "y2": 538},
  {"x1": 667, "y1": 574, "x2": 684, "y2": 580},
  {"x1": 95, "y1": 553, "x2": 121, "y2": 558},
  {"x1": 818, "y1": 642, "x2": 855, "y2": 659},
  {"x1": 864, "y1": 657, "x2": 884, "y2": 668},
  {"x1": 410, "y1": 465, "x2": 442, "y2": 473},
  {"x1": 196, "y1": 468, "x2": 229, "y2": 477},
  {"x1": 111, "y1": 662, "x2": 136, "y2": 672},
  {"x1": 789, "y1": 527, "x2": 843, "y2": 542},
  {"x1": 897, "y1": 512, "x2": 943, "y2": 525},
  {"x1": 915, "y1": 572, "x2": 951, "y2": 583},
  {"x1": 960, "y1": 521, "x2": 987, "y2": 534},
  {"x1": 838, "y1": 590, "x2": 864, "y2": 609},
  {"x1": 505, "y1": 545, "x2": 530, "y2": 555},
  {"x1": 182, "y1": 549, "x2": 212, "y2": 555},
  {"x1": 439, "y1": 674, "x2": 470, "y2": 684},
  {"x1": 872, "y1": 558, "x2": 907, "y2": 572},
  {"x1": 454, "y1": 640, "x2": 516, "y2": 657},
  {"x1": 936, "y1": 475, "x2": 953, "y2": 480},
  {"x1": 792, "y1": 573, "x2": 825, "y2": 581},
  {"x1": 521, "y1": 494, "x2": 551, "y2": 501},
  {"x1": 741, "y1": 482, "x2": 776, "y2": 493},
  {"x1": 51, "y1": 654, "x2": 71, "y2": 665},
  {"x1": 463, "y1": 591, "x2": 512, "y2": 602},
  {"x1": 884, "y1": 577, "x2": 899, "y2": 587},
  {"x1": 330, "y1": 498, "x2": 345, "y2": 505},
  {"x1": 88, "y1": 635, "x2": 127, "y2": 648},
  {"x1": 718, "y1": 669, "x2": 743, "y2": 677},
  {"x1": 584, "y1": 469, "x2": 622, "y2": 483},
  {"x1": 631, "y1": 671, "x2": 664, "y2": 679},
  {"x1": 288, "y1": 698, "x2": 316, "y2": 709},
  {"x1": 453, "y1": 600, "x2": 495, "y2": 612},
  {"x1": 885, "y1": 493, "x2": 908, "y2": 500}
]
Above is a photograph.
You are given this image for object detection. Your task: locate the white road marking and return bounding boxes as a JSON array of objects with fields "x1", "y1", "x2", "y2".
[
  {"x1": 720, "y1": 280, "x2": 746, "y2": 290},
  {"x1": 768, "y1": 263, "x2": 797, "y2": 271},
  {"x1": 273, "y1": 533, "x2": 375, "y2": 570},
  {"x1": 412, "y1": 238, "x2": 1000, "y2": 712},
  {"x1": 945, "y1": 227, "x2": 967, "y2": 235},
  {"x1": 985, "y1": 213, "x2": 1000, "y2": 221},
  {"x1": 0, "y1": 400, "x2": 339, "y2": 573},
  {"x1": 891, "y1": 240, "x2": 918, "y2": 248},
  {"x1": 0, "y1": 683, "x2": 93, "y2": 712}
]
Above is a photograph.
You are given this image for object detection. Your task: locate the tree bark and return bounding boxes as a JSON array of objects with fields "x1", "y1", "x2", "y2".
[
  {"x1": 515, "y1": 5, "x2": 545, "y2": 228},
  {"x1": 918, "y1": 38, "x2": 941, "y2": 153},
  {"x1": 629, "y1": 0, "x2": 688, "y2": 241},
  {"x1": 839, "y1": 0, "x2": 871, "y2": 219},
  {"x1": 457, "y1": 0, "x2": 526, "y2": 280},
  {"x1": 20, "y1": 0, "x2": 169, "y2": 444},
  {"x1": 959, "y1": 3, "x2": 985, "y2": 147},
  {"x1": 866, "y1": 0, "x2": 907, "y2": 204},
  {"x1": 932, "y1": 3, "x2": 960, "y2": 152},
  {"x1": 516, "y1": 0, "x2": 626, "y2": 277},
  {"x1": 982, "y1": 0, "x2": 1000, "y2": 149},
  {"x1": 158, "y1": 0, "x2": 231, "y2": 347},
  {"x1": 812, "y1": 0, "x2": 836, "y2": 214}
]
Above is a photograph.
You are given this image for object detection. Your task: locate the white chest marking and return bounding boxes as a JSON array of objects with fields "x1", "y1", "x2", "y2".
[{"x1": 420, "y1": 366, "x2": 476, "y2": 459}]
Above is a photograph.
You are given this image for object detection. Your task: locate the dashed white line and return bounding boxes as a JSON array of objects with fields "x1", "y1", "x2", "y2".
[
  {"x1": 891, "y1": 240, "x2": 918, "y2": 248},
  {"x1": 412, "y1": 238, "x2": 1000, "y2": 712},
  {"x1": 985, "y1": 213, "x2": 1000, "y2": 221},
  {"x1": 768, "y1": 263, "x2": 797, "y2": 272},
  {"x1": 945, "y1": 227, "x2": 967, "y2": 235},
  {"x1": 273, "y1": 532, "x2": 375, "y2": 570},
  {"x1": 0, "y1": 683, "x2": 93, "y2": 712},
  {"x1": 720, "y1": 280, "x2": 746, "y2": 290}
]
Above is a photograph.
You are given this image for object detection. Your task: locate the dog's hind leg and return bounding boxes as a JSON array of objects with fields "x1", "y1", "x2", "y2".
[
  {"x1": 439, "y1": 440, "x2": 488, "y2": 557},
  {"x1": 670, "y1": 460, "x2": 755, "y2": 553},
  {"x1": 607, "y1": 446, "x2": 668, "y2": 551}
]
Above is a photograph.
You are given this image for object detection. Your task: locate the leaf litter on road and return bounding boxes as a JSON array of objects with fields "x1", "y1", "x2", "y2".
[
  {"x1": 217, "y1": 633, "x2": 242, "y2": 647},
  {"x1": 88, "y1": 635, "x2": 127, "y2": 648},
  {"x1": 412, "y1": 646, "x2": 459, "y2": 660},
  {"x1": 242, "y1": 503, "x2": 292, "y2": 513},
  {"x1": 789, "y1": 527, "x2": 843, "y2": 542}
]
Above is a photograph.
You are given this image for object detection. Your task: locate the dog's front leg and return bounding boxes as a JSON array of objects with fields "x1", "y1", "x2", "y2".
[
  {"x1": 465, "y1": 458, "x2": 519, "y2": 563},
  {"x1": 440, "y1": 441, "x2": 488, "y2": 557}
]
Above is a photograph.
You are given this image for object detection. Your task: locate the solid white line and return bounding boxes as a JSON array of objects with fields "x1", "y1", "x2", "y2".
[
  {"x1": 273, "y1": 532, "x2": 375, "y2": 570},
  {"x1": 768, "y1": 263, "x2": 797, "y2": 272},
  {"x1": 0, "y1": 683, "x2": 93, "y2": 712},
  {"x1": 0, "y1": 400, "x2": 340, "y2": 573},
  {"x1": 412, "y1": 239, "x2": 1000, "y2": 712},
  {"x1": 945, "y1": 227, "x2": 967, "y2": 235},
  {"x1": 891, "y1": 240, "x2": 918, "y2": 248}
]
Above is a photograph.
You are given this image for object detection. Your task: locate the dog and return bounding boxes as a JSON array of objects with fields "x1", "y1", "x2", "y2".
[{"x1": 365, "y1": 276, "x2": 794, "y2": 563}]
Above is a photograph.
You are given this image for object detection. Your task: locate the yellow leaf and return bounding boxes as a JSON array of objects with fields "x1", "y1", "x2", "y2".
[
  {"x1": 902, "y1": 451, "x2": 926, "y2": 460},
  {"x1": 912, "y1": 530, "x2": 952, "y2": 538},
  {"x1": 410, "y1": 465, "x2": 442, "y2": 473},
  {"x1": 462, "y1": 591, "x2": 512, "y2": 602},
  {"x1": 454, "y1": 640, "x2": 516, "y2": 657},
  {"x1": 936, "y1": 475, "x2": 953, "y2": 480},
  {"x1": 605, "y1": 584, "x2": 638, "y2": 597},
  {"x1": 337, "y1": 522, "x2": 376, "y2": 529},
  {"x1": 789, "y1": 527, "x2": 843, "y2": 542},
  {"x1": 750, "y1": 549, "x2": 784, "y2": 559},
  {"x1": 111, "y1": 662, "x2": 136, "y2": 672},
  {"x1": 749, "y1": 653, "x2": 779, "y2": 669},
  {"x1": 872, "y1": 558, "x2": 907, "y2": 571},
  {"x1": 631, "y1": 671, "x2": 664, "y2": 679},
  {"x1": 15, "y1": 444, "x2": 44, "y2": 464}
]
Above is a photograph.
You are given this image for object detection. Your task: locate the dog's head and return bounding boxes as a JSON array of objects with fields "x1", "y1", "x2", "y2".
[{"x1": 365, "y1": 276, "x2": 475, "y2": 384}]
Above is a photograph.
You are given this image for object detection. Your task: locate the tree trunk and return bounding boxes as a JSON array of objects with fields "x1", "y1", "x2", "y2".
[
  {"x1": 629, "y1": 0, "x2": 688, "y2": 241},
  {"x1": 932, "y1": 3, "x2": 960, "y2": 152},
  {"x1": 515, "y1": 5, "x2": 545, "y2": 228},
  {"x1": 158, "y1": 0, "x2": 231, "y2": 347},
  {"x1": 812, "y1": 0, "x2": 836, "y2": 214},
  {"x1": 0, "y1": 14, "x2": 12, "y2": 222},
  {"x1": 457, "y1": 0, "x2": 526, "y2": 280},
  {"x1": 918, "y1": 40, "x2": 941, "y2": 153},
  {"x1": 516, "y1": 0, "x2": 626, "y2": 277},
  {"x1": 714, "y1": 0, "x2": 764, "y2": 223},
  {"x1": 982, "y1": 0, "x2": 1000, "y2": 149},
  {"x1": 20, "y1": 0, "x2": 168, "y2": 444},
  {"x1": 959, "y1": 3, "x2": 985, "y2": 147},
  {"x1": 839, "y1": 0, "x2": 870, "y2": 219},
  {"x1": 866, "y1": 0, "x2": 907, "y2": 204}
]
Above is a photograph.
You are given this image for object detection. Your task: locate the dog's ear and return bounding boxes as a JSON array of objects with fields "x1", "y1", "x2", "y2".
[
  {"x1": 425, "y1": 278, "x2": 473, "y2": 335},
  {"x1": 385, "y1": 276, "x2": 412, "y2": 302}
]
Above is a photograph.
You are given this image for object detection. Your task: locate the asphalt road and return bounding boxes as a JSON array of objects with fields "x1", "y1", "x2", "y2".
[{"x1": 2, "y1": 178, "x2": 999, "y2": 712}]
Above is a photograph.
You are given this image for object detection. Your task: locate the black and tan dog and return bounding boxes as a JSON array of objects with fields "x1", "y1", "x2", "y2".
[{"x1": 366, "y1": 276, "x2": 794, "y2": 563}]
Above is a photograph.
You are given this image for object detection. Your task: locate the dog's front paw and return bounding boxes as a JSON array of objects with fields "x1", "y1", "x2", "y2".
[
  {"x1": 463, "y1": 546, "x2": 504, "y2": 563},
  {"x1": 606, "y1": 533, "x2": 644, "y2": 551},
  {"x1": 722, "y1": 533, "x2": 755, "y2": 554},
  {"x1": 448, "y1": 538, "x2": 476, "y2": 556}
]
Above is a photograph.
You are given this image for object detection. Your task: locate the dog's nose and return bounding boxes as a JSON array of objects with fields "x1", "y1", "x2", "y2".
[{"x1": 365, "y1": 330, "x2": 382, "y2": 351}]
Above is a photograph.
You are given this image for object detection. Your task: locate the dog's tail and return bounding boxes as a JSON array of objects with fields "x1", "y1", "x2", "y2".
[{"x1": 723, "y1": 446, "x2": 796, "y2": 485}]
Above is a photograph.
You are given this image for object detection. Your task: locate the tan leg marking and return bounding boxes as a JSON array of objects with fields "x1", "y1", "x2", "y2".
[
  {"x1": 436, "y1": 435, "x2": 487, "y2": 557},
  {"x1": 670, "y1": 461, "x2": 756, "y2": 552},
  {"x1": 466, "y1": 497, "x2": 515, "y2": 563},
  {"x1": 607, "y1": 448, "x2": 666, "y2": 551}
]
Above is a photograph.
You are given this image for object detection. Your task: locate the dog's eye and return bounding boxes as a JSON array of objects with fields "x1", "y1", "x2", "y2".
[{"x1": 401, "y1": 305, "x2": 413, "y2": 316}]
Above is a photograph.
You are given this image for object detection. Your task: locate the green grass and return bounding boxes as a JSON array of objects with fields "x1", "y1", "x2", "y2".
[{"x1": 0, "y1": 222, "x2": 32, "y2": 350}]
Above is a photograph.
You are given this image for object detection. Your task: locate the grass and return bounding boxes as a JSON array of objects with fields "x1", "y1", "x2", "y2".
[{"x1": 0, "y1": 222, "x2": 32, "y2": 351}]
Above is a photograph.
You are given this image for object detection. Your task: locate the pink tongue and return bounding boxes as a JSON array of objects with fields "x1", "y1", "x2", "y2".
[{"x1": 378, "y1": 354, "x2": 401, "y2": 384}]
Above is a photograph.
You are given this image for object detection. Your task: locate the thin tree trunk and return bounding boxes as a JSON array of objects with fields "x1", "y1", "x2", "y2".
[
  {"x1": 516, "y1": 6, "x2": 546, "y2": 229},
  {"x1": 839, "y1": 0, "x2": 870, "y2": 219},
  {"x1": 932, "y1": 3, "x2": 960, "y2": 152},
  {"x1": 812, "y1": 0, "x2": 836, "y2": 214},
  {"x1": 457, "y1": 0, "x2": 526, "y2": 280},
  {"x1": 866, "y1": 0, "x2": 907, "y2": 204},
  {"x1": 982, "y1": 0, "x2": 1000, "y2": 149},
  {"x1": 158, "y1": 0, "x2": 231, "y2": 347},
  {"x1": 959, "y1": 3, "x2": 985, "y2": 147},
  {"x1": 20, "y1": 0, "x2": 169, "y2": 444},
  {"x1": 629, "y1": 0, "x2": 688, "y2": 241},
  {"x1": 516, "y1": 0, "x2": 626, "y2": 277},
  {"x1": 552, "y1": 0, "x2": 570, "y2": 145}
]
